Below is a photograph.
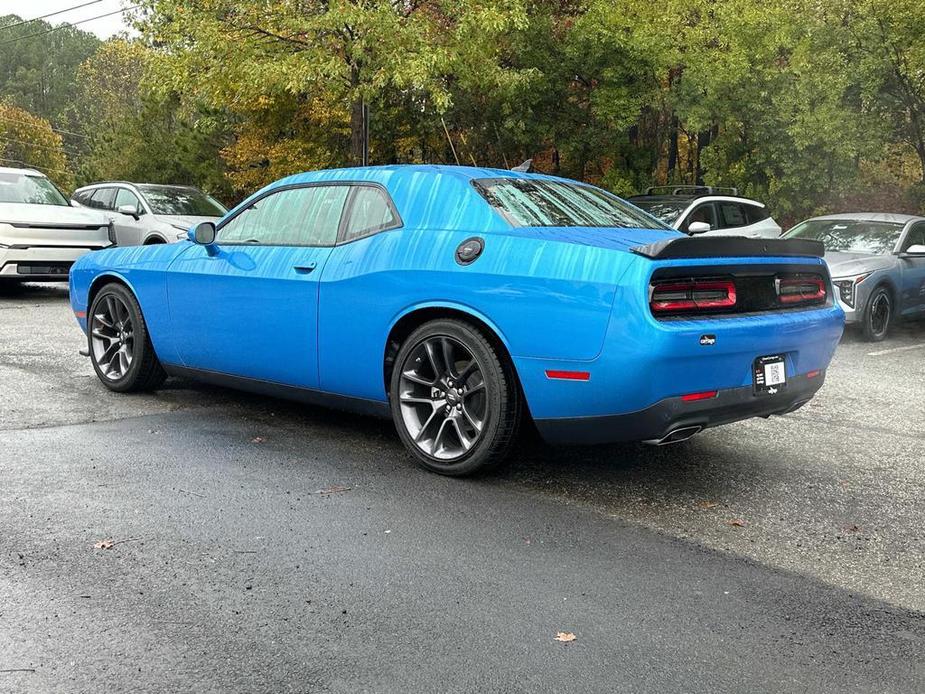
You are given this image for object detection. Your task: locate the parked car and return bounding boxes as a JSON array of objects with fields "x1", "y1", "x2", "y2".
[
  {"x1": 0, "y1": 166, "x2": 112, "y2": 283},
  {"x1": 69, "y1": 166, "x2": 843, "y2": 475},
  {"x1": 783, "y1": 213, "x2": 925, "y2": 340},
  {"x1": 72, "y1": 182, "x2": 227, "y2": 246},
  {"x1": 628, "y1": 185, "x2": 782, "y2": 238}
]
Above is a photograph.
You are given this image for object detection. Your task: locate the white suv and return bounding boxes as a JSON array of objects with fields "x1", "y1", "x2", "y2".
[
  {"x1": 628, "y1": 186, "x2": 782, "y2": 238},
  {"x1": 0, "y1": 167, "x2": 112, "y2": 283},
  {"x1": 72, "y1": 182, "x2": 227, "y2": 246}
]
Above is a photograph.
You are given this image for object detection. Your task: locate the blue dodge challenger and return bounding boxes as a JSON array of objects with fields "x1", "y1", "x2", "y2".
[{"x1": 69, "y1": 165, "x2": 844, "y2": 475}]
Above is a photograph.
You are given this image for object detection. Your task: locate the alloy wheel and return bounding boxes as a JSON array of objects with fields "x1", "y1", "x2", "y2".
[
  {"x1": 398, "y1": 335, "x2": 488, "y2": 461},
  {"x1": 90, "y1": 294, "x2": 135, "y2": 381}
]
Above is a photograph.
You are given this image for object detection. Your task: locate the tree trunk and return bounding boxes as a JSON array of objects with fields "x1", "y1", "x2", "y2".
[{"x1": 666, "y1": 114, "x2": 679, "y2": 181}]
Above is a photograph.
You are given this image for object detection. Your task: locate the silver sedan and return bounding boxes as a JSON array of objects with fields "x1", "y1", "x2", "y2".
[{"x1": 783, "y1": 213, "x2": 925, "y2": 340}]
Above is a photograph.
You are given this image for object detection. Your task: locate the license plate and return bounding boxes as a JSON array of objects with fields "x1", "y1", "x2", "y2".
[{"x1": 753, "y1": 355, "x2": 787, "y2": 395}]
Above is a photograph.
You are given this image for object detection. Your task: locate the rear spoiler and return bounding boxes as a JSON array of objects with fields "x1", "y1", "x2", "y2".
[{"x1": 631, "y1": 237, "x2": 825, "y2": 260}]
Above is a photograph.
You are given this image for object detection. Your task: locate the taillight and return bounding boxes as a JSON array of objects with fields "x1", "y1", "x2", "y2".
[
  {"x1": 650, "y1": 279, "x2": 736, "y2": 313},
  {"x1": 776, "y1": 276, "x2": 826, "y2": 305}
]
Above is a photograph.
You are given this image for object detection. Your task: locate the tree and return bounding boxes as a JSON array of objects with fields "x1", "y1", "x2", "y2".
[{"x1": 0, "y1": 101, "x2": 73, "y2": 189}]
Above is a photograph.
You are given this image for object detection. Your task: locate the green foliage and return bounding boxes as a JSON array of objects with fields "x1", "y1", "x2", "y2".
[
  {"x1": 4, "y1": 1, "x2": 925, "y2": 219},
  {"x1": 0, "y1": 101, "x2": 73, "y2": 189}
]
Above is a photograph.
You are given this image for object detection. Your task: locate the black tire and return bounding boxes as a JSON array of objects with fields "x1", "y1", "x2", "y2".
[
  {"x1": 861, "y1": 285, "x2": 892, "y2": 342},
  {"x1": 88, "y1": 283, "x2": 166, "y2": 392},
  {"x1": 389, "y1": 319, "x2": 521, "y2": 476}
]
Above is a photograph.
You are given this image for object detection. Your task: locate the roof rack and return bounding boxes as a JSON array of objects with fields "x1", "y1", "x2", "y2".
[{"x1": 643, "y1": 184, "x2": 739, "y2": 196}]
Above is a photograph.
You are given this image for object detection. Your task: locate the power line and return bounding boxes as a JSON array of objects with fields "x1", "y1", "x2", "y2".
[
  {"x1": 0, "y1": 1, "x2": 105, "y2": 32},
  {"x1": 0, "y1": 114, "x2": 92, "y2": 140},
  {"x1": 0, "y1": 5, "x2": 139, "y2": 48},
  {"x1": 0, "y1": 155, "x2": 72, "y2": 178},
  {"x1": 0, "y1": 135, "x2": 80, "y2": 156}
]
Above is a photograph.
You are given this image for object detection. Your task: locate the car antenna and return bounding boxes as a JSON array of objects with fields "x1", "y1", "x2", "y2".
[{"x1": 512, "y1": 158, "x2": 533, "y2": 173}]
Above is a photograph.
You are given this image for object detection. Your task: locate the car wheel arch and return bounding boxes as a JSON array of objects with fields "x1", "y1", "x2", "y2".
[
  {"x1": 382, "y1": 305, "x2": 525, "y2": 409},
  {"x1": 143, "y1": 235, "x2": 167, "y2": 245},
  {"x1": 87, "y1": 273, "x2": 139, "y2": 316}
]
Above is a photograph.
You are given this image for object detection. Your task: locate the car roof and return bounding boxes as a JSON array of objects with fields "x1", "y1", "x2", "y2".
[
  {"x1": 0, "y1": 166, "x2": 45, "y2": 177},
  {"x1": 629, "y1": 194, "x2": 766, "y2": 207},
  {"x1": 804, "y1": 212, "x2": 925, "y2": 224},
  {"x1": 75, "y1": 181, "x2": 200, "y2": 191}
]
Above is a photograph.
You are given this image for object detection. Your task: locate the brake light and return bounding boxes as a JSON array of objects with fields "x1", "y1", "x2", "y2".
[
  {"x1": 650, "y1": 279, "x2": 736, "y2": 313},
  {"x1": 777, "y1": 276, "x2": 826, "y2": 305}
]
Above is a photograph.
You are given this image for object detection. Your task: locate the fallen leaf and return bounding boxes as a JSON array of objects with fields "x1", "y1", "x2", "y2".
[
  {"x1": 554, "y1": 631, "x2": 577, "y2": 642},
  {"x1": 251, "y1": 436, "x2": 266, "y2": 444},
  {"x1": 698, "y1": 501, "x2": 719, "y2": 509},
  {"x1": 315, "y1": 485, "x2": 351, "y2": 496},
  {"x1": 726, "y1": 518, "x2": 747, "y2": 528},
  {"x1": 94, "y1": 539, "x2": 114, "y2": 550},
  {"x1": 843, "y1": 524, "x2": 861, "y2": 533}
]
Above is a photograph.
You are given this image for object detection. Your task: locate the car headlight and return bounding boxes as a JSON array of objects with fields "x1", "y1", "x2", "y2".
[
  {"x1": 832, "y1": 273, "x2": 871, "y2": 308},
  {"x1": 170, "y1": 224, "x2": 191, "y2": 239}
]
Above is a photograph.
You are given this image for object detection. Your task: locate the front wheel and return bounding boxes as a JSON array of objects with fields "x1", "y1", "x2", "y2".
[
  {"x1": 862, "y1": 285, "x2": 892, "y2": 342},
  {"x1": 390, "y1": 319, "x2": 521, "y2": 476},
  {"x1": 88, "y1": 283, "x2": 166, "y2": 392}
]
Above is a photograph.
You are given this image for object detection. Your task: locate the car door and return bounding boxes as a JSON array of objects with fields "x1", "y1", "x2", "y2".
[
  {"x1": 680, "y1": 201, "x2": 717, "y2": 233},
  {"x1": 165, "y1": 183, "x2": 350, "y2": 388},
  {"x1": 112, "y1": 187, "x2": 147, "y2": 246},
  {"x1": 898, "y1": 222, "x2": 925, "y2": 314}
]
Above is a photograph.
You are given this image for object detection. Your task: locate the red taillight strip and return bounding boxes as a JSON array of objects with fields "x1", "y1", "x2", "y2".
[
  {"x1": 651, "y1": 279, "x2": 736, "y2": 313},
  {"x1": 681, "y1": 390, "x2": 718, "y2": 402},
  {"x1": 806, "y1": 369, "x2": 821, "y2": 379},
  {"x1": 545, "y1": 370, "x2": 591, "y2": 381},
  {"x1": 778, "y1": 277, "x2": 826, "y2": 304}
]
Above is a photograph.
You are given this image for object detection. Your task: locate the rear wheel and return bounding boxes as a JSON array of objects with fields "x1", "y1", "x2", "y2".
[
  {"x1": 862, "y1": 285, "x2": 892, "y2": 342},
  {"x1": 88, "y1": 283, "x2": 166, "y2": 392},
  {"x1": 390, "y1": 319, "x2": 521, "y2": 476}
]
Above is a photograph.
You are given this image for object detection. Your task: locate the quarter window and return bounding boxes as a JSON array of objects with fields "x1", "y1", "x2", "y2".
[
  {"x1": 219, "y1": 185, "x2": 349, "y2": 246},
  {"x1": 342, "y1": 186, "x2": 398, "y2": 242}
]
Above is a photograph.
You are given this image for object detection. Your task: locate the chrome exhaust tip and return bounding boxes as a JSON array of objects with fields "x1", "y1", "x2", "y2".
[{"x1": 643, "y1": 425, "x2": 703, "y2": 446}]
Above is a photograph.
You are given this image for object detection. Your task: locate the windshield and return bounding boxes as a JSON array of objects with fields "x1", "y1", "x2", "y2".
[
  {"x1": 474, "y1": 178, "x2": 667, "y2": 229},
  {"x1": 629, "y1": 199, "x2": 688, "y2": 225},
  {"x1": 784, "y1": 219, "x2": 903, "y2": 254},
  {"x1": 138, "y1": 185, "x2": 227, "y2": 217},
  {"x1": 0, "y1": 172, "x2": 69, "y2": 206}
]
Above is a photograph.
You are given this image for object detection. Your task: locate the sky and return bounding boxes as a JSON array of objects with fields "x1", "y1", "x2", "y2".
[{"x1": 0, "y1": 0, "x2": 134, "y2": 39}]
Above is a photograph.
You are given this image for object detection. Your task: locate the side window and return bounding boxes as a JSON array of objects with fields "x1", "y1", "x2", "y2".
[
  {"x1": 218, "y1": 185, "x2": 348, "y2": 246},
  {"x1": 114, "y1": 188, "x2": 144, "y2": 215},
  {"x1": 716, "y1": 201, "x2": 747, "y2": 228},
  {"x1": 73, "y1": 190, "x2": 92, "y2": 206},
  {"x1": 341, "y1": 186, "x2": 399, "y2": 242},
  {"x1": 685, "y1": 202, "x2": 716, "y2": 231},
  {"x1": 90, "y1": 188, "x2": 116, "y2": 211},
  {"x1": 903, "y1": 222, "x2": 925, "y2": 250},
  {"x1": 744, "y1": 204, "x2": 770, "y2": 225}
]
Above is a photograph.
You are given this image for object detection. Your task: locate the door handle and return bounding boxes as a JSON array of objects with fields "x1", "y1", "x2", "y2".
[{"x1": 293, "y1": 262, "x2": 317, "y2": 274}]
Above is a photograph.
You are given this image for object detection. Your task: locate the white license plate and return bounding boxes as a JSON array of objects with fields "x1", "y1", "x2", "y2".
[{"x1": 753, "y1": 355, "x2": 787, "y2": 395}]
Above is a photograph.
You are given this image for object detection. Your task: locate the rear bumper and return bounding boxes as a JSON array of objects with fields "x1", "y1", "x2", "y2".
[
  {"x1": 535, "y1": 371, "x2": 824, "y2": 445},
  {"x1": 0, "y1": 246, "x2": 105, "y2": 281}
]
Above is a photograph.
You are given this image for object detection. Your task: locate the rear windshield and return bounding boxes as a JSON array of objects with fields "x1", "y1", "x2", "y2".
[
  {"x1": 473, "y1": 178, "x2": 667, "y2": 229},
  {"x1": 0, "y1": 172, "x2": 69, "y2": 206},
  {"x1": 629, "y1": 199, "x2": 688, "y2": 225},
  {"x1": 784, "y1": 219, "x2": 903, "y2": 254},
  {"x1": 138, "y1": 185, "x2": 227, "y2": 217}
]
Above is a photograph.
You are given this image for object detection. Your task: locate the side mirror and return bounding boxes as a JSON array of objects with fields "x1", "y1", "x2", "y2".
[
  {"x1": 687, "y1": 221, "x2": 712, "y2": 234},
  {"x1": 191, "y1": 221, "x2": 216, "y2": 245},
  {"x1": 900, "y1": 243, "x2": 925, "y2": 257},
  {"x1": 117, "y1": 203, "x2": 140, "y2": 219}
]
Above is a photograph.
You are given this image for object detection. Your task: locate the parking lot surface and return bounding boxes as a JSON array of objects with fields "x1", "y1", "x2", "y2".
[{"x1": 1, "y1": 283, "x2": 923, "y2": 692}]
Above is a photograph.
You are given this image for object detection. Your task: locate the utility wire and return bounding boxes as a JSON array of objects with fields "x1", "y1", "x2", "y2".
[
  {"x1": 0, "y1": 5, "x2": 139, "y2": 48},
  {"x1": 0, "y1": 115, "x2": 92, "y2": 140},
  {"x1": 0, "y1": 135, "x2": 80, "y2": 156},
  {"x1": 0, "y1": 1, "x2": 104, "y2": 32}
]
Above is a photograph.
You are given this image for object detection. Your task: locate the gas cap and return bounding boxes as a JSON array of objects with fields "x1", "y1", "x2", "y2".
[{"x1": 455, "y1": 237, "x2": 484, "y2": 265}]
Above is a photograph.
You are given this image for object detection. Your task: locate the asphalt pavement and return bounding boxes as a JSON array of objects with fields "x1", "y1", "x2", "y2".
[{"x1": 1, "y1": 283, "x2": 923, "y2": 693}]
